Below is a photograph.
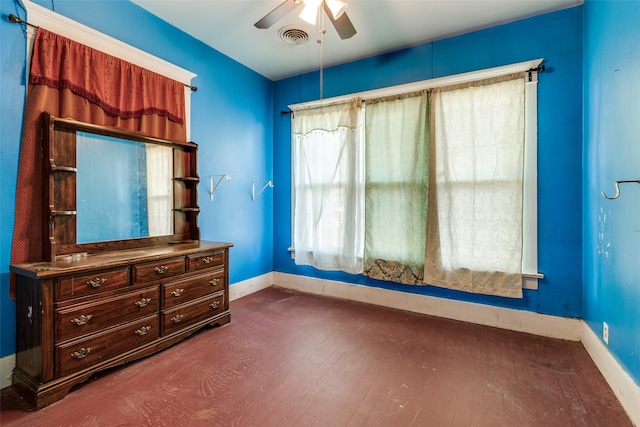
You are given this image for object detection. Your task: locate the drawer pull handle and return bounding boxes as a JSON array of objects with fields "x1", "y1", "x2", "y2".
[
  {"x1": 71, "y1": 347, "x2": 91, "y2": 359},
  {"x1": 70, "y1": 314, "x2": 93, "y2": 326},
  {"x1": 86, "y1": 277, "x2": 106, "y2": 288},
  {"x1": 209, "y1": 279, "x2": 220, "y2": 286},
  {"x1": 154, "y1": 265, "x2": 169, "y2": 274},
  {"x1": 202, "y1": 256, "x2": 213, "y2": 264},
  {"x1": 171, "y1": 288, "x2": 185, "y2": 297},
  {"x1": 209, "y1": 301, "x2": 221, "y2": 309},
  {"x1": 135, "y1": 298, "x2": 152, "y2": 308},
  {"x1": 171, "y1": 314, "x2": 184, "y2": 323},
  {"x1": 135, "y1": 326, "x2": 152, "y2": 336}
]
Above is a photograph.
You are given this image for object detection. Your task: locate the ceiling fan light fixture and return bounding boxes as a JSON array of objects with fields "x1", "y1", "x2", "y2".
[
  {"x1": 326, "y1": 0, "x2": 348, "y2": 19},
  {"x1": 299, "y1": 5, "x2": 317, "y2": 25},
  {"x1": 299, "y1": 0, "x2": 322, "y2": 25}
]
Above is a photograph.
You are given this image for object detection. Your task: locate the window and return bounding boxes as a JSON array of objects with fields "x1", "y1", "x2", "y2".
[
  {"x1": 290, "y1": 60, "x2": 541, "y2": 298},
  {"x1": 292, "y1": 100, "x2": 365, "y2": 274},
  {"x1": 424, "y1": 74, "x2": 526, "y2": 298},
  {"x1": 363, "y1": 91, "x2": 429, "y2": 285}
]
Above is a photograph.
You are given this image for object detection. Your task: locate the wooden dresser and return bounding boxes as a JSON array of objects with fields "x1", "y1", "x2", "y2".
[{"x1": 10, "y1": 240, "x2": 232, "y2": 409}]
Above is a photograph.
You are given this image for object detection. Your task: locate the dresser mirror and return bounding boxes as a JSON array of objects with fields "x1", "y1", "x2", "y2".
[
  {"x1": 76, "y1": 131, "x2": 173, "y2": 243},
  {"x1": 44, "y1": 113, "x2": 200, "y2": 260}
]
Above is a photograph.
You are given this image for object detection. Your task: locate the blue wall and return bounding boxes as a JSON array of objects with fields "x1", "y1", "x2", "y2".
[
  {"x1": 0, "y1": 0, "x2": 273, "y2": 357},
  {"x1": 2, "y1": 0, "x2": 636, "y2": 391},
  {"x1": 0, "y1": 0, "x2": 24, "y2": 362},
  {"x1": 273, "y1": 8, "x2": 584, "y2": 318},
  {"x1": 583, "y1": 0, "x2": 640, "y2": 386}
]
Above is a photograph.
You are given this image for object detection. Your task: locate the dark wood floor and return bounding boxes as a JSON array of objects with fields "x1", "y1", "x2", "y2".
[{"x1": 0, "y1": 286, "x2": 632, "y2": 426}]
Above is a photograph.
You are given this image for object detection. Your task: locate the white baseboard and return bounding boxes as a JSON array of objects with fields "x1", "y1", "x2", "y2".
[
  {"x1": 273, "y1": 272, "x2": 581, "y2": 341},
  {"x1": 581, "y1": 322, "x2": 640, "y2": 426},
  {"x1": 229, "y1": 272, "x2": 274, "y2": 302},
  {"x1": 0, "y1": 353, "x2": 15, "y2": 390}
]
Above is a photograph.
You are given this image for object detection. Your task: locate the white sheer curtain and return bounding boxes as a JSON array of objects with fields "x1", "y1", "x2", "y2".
[
  {"x1": 146, "y1": 144, "x2": 173, "y2": 236},
  {"x1": 424, "y1": 73, "x2": 525, "y2": 298},
  {"x1": 292, "y1": 99, "x2": 365, "y2": 274},
  {"x1": 363, "y1": 91, "x2": 429, "y2": 284}
]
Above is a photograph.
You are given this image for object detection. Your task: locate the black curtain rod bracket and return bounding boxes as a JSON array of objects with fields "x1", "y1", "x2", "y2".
[
  {"x1": 528, "y1": 64, "x2": 546, "y2": 73},
  {"x1": 281, "y1": 109, "x2": 294, "y2": 118},
  {"x1": 526, "y1": 64, "x2": 546, "y2": 82}
]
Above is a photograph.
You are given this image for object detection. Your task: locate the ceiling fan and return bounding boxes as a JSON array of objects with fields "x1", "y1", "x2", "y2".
[{"x1": 254, "y1": 0, "x2": 357, "y2": 40}]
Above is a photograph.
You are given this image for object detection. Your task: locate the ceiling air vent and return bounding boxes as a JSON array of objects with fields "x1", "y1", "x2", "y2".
[{"x1": 279, "y1": 26, "x2": 309, "y2": 45}]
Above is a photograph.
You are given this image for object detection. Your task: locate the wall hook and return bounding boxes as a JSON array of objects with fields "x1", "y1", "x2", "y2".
[
  {"x1": 209, "y1": 175, "x2": 231, "y2": 201},
  {"x1": 601, "y1": 180, "x2": 640, "y2": 200},
  {"x1": 252, "y1": 180, "x2": 274, "y2": 201}
]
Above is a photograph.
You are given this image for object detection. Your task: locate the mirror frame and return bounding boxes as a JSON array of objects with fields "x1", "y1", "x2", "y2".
[{"x1": 43, "y1": 113, "x2": 200, "y2": 261}]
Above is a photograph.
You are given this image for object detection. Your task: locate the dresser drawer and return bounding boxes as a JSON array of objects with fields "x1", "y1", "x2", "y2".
[
  {"x1": 161, "y1": 293, "x2": 225, "y2": 336},
  {"x1": 132, "y1": 257, "x2": 185, "y2": 283},
  {"x1": 56, "y1": 287, "x2": 159, "y2": 342},
  {"x1": 56, "y1": 315, "x2": 159, "y2": 377},
  {"x1": 186, "y1": 251, "x2": 225, "y2": 273},
  {"x1": 55, "y1": 267, "x2": 130, "y2": 301},
  {"x1": 162, "y1": 271, "x2": 225, "y2": 309}
]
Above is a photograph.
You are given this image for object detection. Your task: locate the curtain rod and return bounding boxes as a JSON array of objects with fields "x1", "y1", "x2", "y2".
[
  {"x1": 288, "y1": 59, "x2": 544, "y2": 112},
  {"x1": 7, "y1": 14, "x2": 198, "y2": 92},
  {"x1": 282, "y1": 63, "x2": 546, "y2": 114},
  {"x1": 527, "y1": 65, "x2": 546, "y2": 73},
  {"x1": 8, "y1": 13, "x2": 37, "y2": 28}
]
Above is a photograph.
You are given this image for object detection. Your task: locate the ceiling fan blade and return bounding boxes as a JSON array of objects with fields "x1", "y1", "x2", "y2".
[
  {"x1": 323, "y1": 2, "x2": 356, "y2": 40},
  {"x1": 255, "y1": 0, "x2": 301, "y2": 29}
]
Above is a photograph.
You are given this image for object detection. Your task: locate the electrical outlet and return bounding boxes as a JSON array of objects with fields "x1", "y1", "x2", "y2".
[{"x1": 603, "y1": 322, "x2": 609, "y2": 345}]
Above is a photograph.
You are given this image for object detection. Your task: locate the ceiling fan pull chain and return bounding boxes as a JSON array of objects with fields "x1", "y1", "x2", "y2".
[{"x1": 318, "y1": 12, "x2": 325, "y2": 99}]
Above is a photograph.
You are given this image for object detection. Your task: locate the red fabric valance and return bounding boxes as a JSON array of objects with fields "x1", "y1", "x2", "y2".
[{"x1": 30, "y1": 29, "x2": 185, "y2": 125}]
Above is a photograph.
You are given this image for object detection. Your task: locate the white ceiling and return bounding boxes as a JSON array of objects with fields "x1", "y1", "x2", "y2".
[{"x1": 131, "y1": 0, "x2": 582, "y2": 81}]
